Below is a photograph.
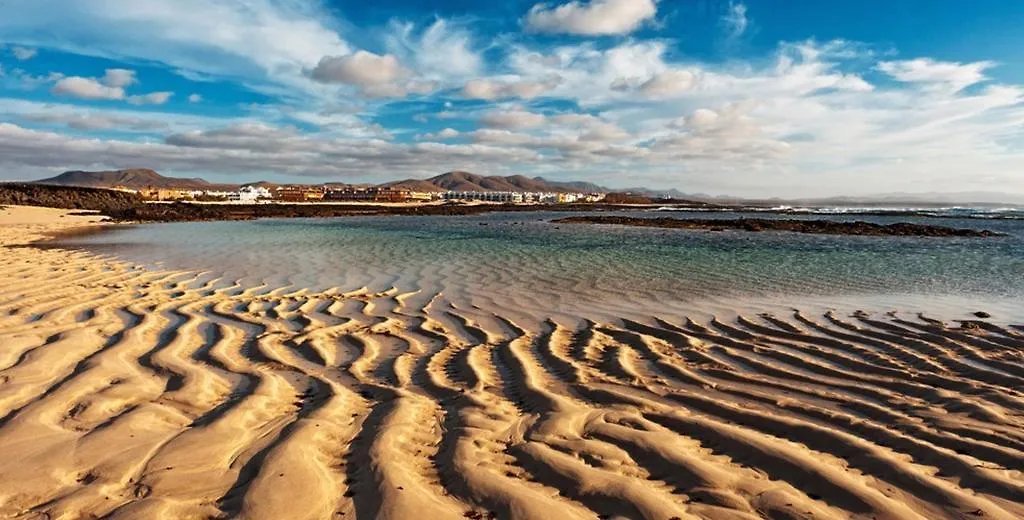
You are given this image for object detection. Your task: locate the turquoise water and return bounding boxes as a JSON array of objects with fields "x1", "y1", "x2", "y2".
[{"x1": 50, "y1": 211, "x2": 1024, "y2": 322}]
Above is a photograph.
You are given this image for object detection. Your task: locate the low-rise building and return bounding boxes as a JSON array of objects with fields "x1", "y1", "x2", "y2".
[
  {"x1": 275, "y1": 186, "x2": 325, "y2": 202},
  {"x1": 441, "y1": 191, "x2": 523, "y2": 203},
  {"x1": 325, "y1": 187, "x2": 415, "y2": 202},
  {"x1": 441, "y1": 191, "x2": 596, "y2": 204},
  {"x1": 228, "y1": 185, "x2": 272, "y2": 202},
  {"x1": 140, "y1": 188, "x2": 195, "y2": 201}
]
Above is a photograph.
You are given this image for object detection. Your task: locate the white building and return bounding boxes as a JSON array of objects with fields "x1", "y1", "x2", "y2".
[
  {"x1": 228, "y1": 185, "x2": 272, "y2": 202},
  {"x1": 442, "y1": 191, "x2": 596, "y2": 204}
]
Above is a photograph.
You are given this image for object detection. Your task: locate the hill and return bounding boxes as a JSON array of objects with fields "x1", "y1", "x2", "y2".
[
  {"x1": 34, "y1": 169, "x2": 237, "y2": 190},
  {"x1": 386, "y1": 171, "x2": 611, "y2": 193},
  {"x1": 381, "y1": 179, "x2": 447, "y2": 192},
  {"x1": 534, "y1": 177, "x2": 608, "y2": 193},
  {"x1": 31, "y1": 169, "x2": 616, "y2": 195}
]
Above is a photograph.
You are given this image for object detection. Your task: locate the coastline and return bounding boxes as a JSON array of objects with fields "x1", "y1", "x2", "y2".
[
  {"x1": 1, "y1": 205, "x2": 1023, "y2": 519},
  {"x1": 5, "y1": 183, "x2": 1024, "y2": 225}
]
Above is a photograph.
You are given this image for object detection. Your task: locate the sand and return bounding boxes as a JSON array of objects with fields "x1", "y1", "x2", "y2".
[{"x1": 0, "y1": 205, "x2": 1022, "y2": 520}]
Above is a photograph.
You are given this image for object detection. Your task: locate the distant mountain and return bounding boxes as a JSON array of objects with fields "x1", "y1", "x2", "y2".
[
  {"x1": 33, "y1": 169, "x2": 617, "y2": 195},
  {"x1": 34, "y1": 169, "x2": 237, "y2": 190},
  {"x1": 380, "y1": 179, "x2": 447, "y2": 193},
  {"x1": 533, "y1": 177, "x2": 609, "y2": 193},
  {"x1": 385, "y1": 171, "x2": 611, "y2": 193},
  {"x1": 34, "y1": 169, "x2": 1023, "y2": 206}
]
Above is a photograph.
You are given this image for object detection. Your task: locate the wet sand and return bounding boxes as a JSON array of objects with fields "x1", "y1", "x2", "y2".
[{"x1": 1, "y1": 205, "x2": 1022, "y2": 520}]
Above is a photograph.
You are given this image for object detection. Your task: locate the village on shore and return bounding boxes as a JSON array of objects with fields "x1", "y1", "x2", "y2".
[{"x1": 125, "y1": 184, "x2": 609, "y2": 204}]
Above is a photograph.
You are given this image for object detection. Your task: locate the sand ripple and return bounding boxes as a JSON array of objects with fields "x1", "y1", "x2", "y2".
[{"x1": 2, "y1": 212, "x2": 1024, "y2": 519}]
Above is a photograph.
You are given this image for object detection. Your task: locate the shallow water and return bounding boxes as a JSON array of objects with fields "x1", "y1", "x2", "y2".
[{"x1": 49, "y1": 210, "x2": 1024, "y2": 323}]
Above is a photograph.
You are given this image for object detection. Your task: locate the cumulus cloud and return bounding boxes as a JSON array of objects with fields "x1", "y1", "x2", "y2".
[
  {"x1": 165, "y1": 123, "x2": 300, "y2": 150},
  {"x1": 552, "y1": 113, "x2": 630, "y2": 141},
  {"x1": 1, "y1": 0, "x2": 1023, "y2": 198},
  {"x1": 462, "y1": 77, "x2": 561, "y2": 100},
  {"x1": 310, "y1": 51, "x2": 434, "y2": 98},
  {"x1": 0, "y1": 68, "x2": 64, "y2": 91},
  {"x1": 48, "y1": 68, "x2": 173, "y2": 105},
  {"x1": 11, "y1": 46, "x2": 37, "y2": 60},
  {"x1": 311, "y1": 51, "x2": 404, "y2": 87},
  {"x1": 1, "y1": 98, "x2": 227, "y2": 134},
  {"x1": 128, "y1": 91, "x2": 173, "y2": 105},
  {"x1": 524, "y1": 0, "x2": 657, "y2": 36},
  {"x1": 878, "y1": 58, "x2": 992, "y2": 92},
  {"x1": 0, "y1": 121, "x2": 540, "y2": 182},
  {"x1": 51, "y1": 76, "x2": 126, "y2": 100},
  {"x1": 637, "y1": 69, "x2": 698, "y2": 98},
  {"x1": 417, "y1": 128, "x2": 460, "y2": 140},
  {"x1": 0, "y1": 0, "x2": 350, "y2": 100},
  {"x1": 101, "y1": 68, "x2": 137, "y2": 88},
  {"x1": 22, "y1": 111, "x2": 168, "y2": 132},
  {"x1": 480, "y1": 109, "x2": 547, "y2": 129}
]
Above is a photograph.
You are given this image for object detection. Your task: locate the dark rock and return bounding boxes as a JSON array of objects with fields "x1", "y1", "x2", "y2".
[{"x1": 550, "y1": 216, "x2": 1003, "y2": 238}]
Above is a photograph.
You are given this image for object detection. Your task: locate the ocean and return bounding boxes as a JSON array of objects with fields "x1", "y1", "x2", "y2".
[{"x1": 48, "y1": 210, "x2": 1024, "y2": 323}]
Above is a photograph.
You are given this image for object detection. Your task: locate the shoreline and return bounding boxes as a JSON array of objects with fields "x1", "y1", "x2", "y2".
[
  {"x1": 1, "y1": 205, "x2": 1023, "y2": 519},
  {"x1": 5, "y1": 183, "x2": 1024, "y2": 224}
]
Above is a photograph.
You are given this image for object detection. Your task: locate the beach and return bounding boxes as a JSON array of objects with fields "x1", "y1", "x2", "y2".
[{"x1": 1, "y1": 205, "x2": 1022, "y2": 519}]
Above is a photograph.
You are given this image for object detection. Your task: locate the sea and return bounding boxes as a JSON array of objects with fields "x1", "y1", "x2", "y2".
[{"x1": 48, "y1": 208, "x2": 1024, "y2": 324}]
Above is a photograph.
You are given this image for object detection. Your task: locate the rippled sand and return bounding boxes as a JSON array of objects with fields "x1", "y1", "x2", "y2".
[{"x1": 1, "y1": 206, "x2": 1023, "y2": 520}]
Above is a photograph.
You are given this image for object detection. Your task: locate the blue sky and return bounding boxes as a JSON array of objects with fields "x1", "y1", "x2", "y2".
[{"x1": 0, "y1": 0, "x2": 1022, "y2": 196}]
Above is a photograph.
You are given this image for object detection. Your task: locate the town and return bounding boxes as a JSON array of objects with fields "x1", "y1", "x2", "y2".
[{"x1": 125, "y1": 184, "x2": 608, "y2": 205}]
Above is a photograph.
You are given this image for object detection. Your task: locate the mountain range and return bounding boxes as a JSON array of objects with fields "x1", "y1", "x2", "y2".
[
  {"x1": 383, "y1": 171, "x2": 608, "y2": 193},
  {"x1": 26, "y1": 169, "x2": 1024, "y2": 206},
  {"x1": 33, "y1": 169, "x2": 233, "y2": 190},
  {"x1": 32, "y1": 169, "x2": 614, "y2": 194}
]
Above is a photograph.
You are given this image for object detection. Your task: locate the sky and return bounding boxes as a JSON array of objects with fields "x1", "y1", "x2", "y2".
[{"x1": 0, "y1": 0, "x2": 1022, "y2": 197}]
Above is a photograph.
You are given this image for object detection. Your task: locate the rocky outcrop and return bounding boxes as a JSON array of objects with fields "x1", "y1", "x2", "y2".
[
  {"x1": 0, "y1": 183, "x2": 142, "y2": 211},
  {"x1": 552, "y1": 216, "x2": 1003, "y2": 237}
]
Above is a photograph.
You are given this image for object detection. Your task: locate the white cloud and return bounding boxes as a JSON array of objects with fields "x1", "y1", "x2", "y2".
[
  {"x1": 878, "y1": 58, "x2": 992, "y2": 92},
  {"x1": 101, "y1": 68, "x2": 137, "y2": 88},
  {"x1": 165, "y1": 123, "x2": 299, "y2": 149},
  {"x1": 506, "y1": 40, "x2": 672, "y2": 106},
  {"x1": 11, "y1": 46, "x2": 37, "y2": 60},
  {"x1": 0, "y1": 1, "x2": 1022, "y2": 199},
  {"x1": 689, "y1": 108, "x2": 720, "y2": 127},
  {"x1": 524, "y1": 0, "x2": 657, "y2": 36},
  {"x1": 470, "y1": 129, "x2": 538, "y2": 146},
  {"x1": 0, "y1": 97, "x2": 229, "y2": 134},
  {"x1": 638, "y1": 69, "x2": 698, "y2": 98},
  {"x1": 311, "y1": 51, "x2": 404, "y2": 87},
  {"x1": 552, "y1": 113, "x2": 630, "y2": 141},
  {"x1": 0, "y1": 0, "x2": 350, "y2": 100},
  {"x1": 417, "y1": 128, "x2": 460, "y2": 140},
  {"x1": 22, "y1": 111, "x2": 168, "y2": 132},
  {"x1": 51, "y1": 76, "x2": 125, "y2": 100},
  {"x1": 462, "y1": 77, "x2": 561, "y2": 100},
  {"x1": 310, "y1": 51, "x2": 434, "y2": 98},
  {"x1": 0, "y1": 121, "x2": 540, "y2": 182},
  {"x1": 0, "y1": 68, "x2": 63, "y2": 91},
  {"x1": 722, "y1": 2, "x2": 749, "y2": 41},
  {"x1": 386, "y1": 19, "x2": 483, "y2": 81},
  {"x1": 128, "y1": 91, "x2": 173, "y2": 105},
  {"x1": 480, "y1": 109, "x2": 547, "y2": 129},
  {"x1": 188, "y1": 93, "x2": 202, "y2": 103},
  {"x1": 47, "y1": 68, "x2": 172, "y2": 105}
]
